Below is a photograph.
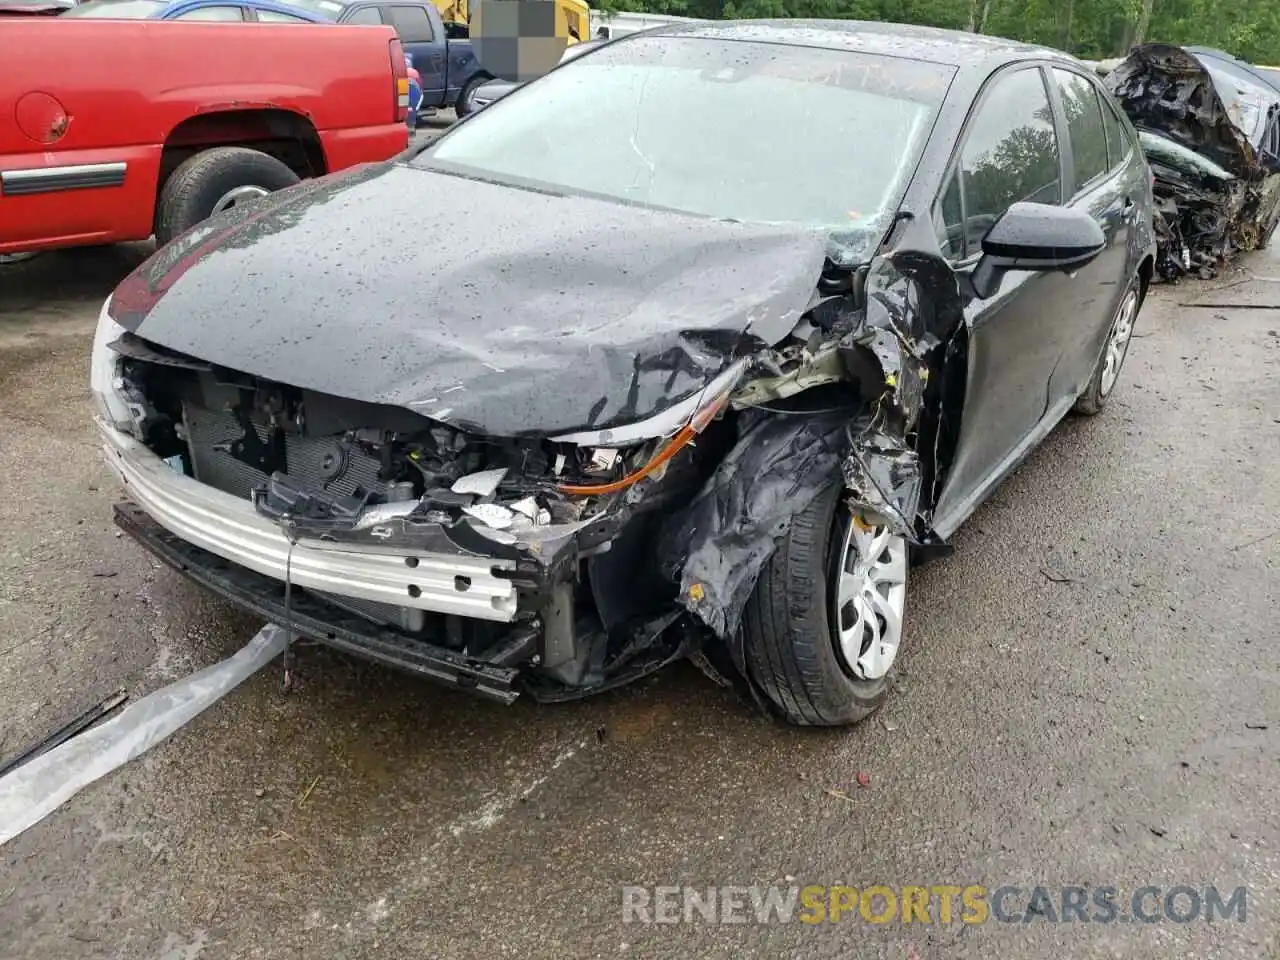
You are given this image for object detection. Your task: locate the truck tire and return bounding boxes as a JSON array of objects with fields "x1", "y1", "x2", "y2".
[
  {"x1": 455, "y1": 75, "x2": 490, "y2": 117},
  {"x1": 156, "y1": 147, "x2": 300, "y2": 246},
  {"x1": 739, "y1": 483, "x2": 909, "y2": 727}
]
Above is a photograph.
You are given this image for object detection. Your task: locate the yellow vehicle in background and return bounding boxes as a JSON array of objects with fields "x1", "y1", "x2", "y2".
[
  {"x1": 434, "y1": 0, "x2": 588, "y2": 42},
  {"x1": 559, "y1": 0, "x2": 588, "y2": 42}
]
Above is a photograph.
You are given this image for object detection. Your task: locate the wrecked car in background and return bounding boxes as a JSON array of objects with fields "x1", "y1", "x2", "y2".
[
  {"x1": 92, "y1": 21, "x2": 1155, "y2": 726},
  {"x1": 1106, "y1": 43, "x2": 1280, "y2": 279}
]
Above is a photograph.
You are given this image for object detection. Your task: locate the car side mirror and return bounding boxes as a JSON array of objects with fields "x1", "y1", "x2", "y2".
[{"x1": 965, "y1": 201, "x2": 1107, "y2": 301}]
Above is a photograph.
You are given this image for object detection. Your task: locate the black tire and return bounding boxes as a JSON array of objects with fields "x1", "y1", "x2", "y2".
[
  {"x1": 455, "y1": 75, "x2": 490, "y2": 117},
  {"x1": 1074, "y1": 275, "x2": 1142, "y2": 416},
  {"x1": 739, "y1": 483, "x2": 899, "y2": 727},
  {"x1": 155, "y1": 147, "x2": 300, "y2": 246}
]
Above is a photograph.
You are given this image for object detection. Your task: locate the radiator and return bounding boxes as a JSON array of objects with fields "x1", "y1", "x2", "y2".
[{"x1": 182, "y1": 403, "x2": 387, "y2": 502}]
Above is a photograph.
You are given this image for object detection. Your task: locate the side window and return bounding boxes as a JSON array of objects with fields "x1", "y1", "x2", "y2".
[
  {"x1": 256, "y1": 8, "x2": 311, "y2": 20},
  {"x1": 937, "y1": 171, "x2": 965, "y2": 260},
  {"x1": 1099, "y1": 96, "x2": 1134, "y2": 169},
  {"x1": 344, "y1": 6, "x2": 383, "y2": 23},
  {"x1": 385, "y1": 4, "x2": 433, "y2": 41},
  {"x1": 174, "y1": 4, "x2": 244, "y2": 17},
  {"x1": 1052, "y1": 69, "x2": 1109, "y2": 190},
  {"x1": 939, "y1": 67, "x2": 1062, "y2": 259}
]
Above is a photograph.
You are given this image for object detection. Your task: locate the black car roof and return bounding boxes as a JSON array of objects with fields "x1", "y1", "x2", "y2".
[{"x1": 640, "y1": 19, "x2": 1081, "y2": 75}]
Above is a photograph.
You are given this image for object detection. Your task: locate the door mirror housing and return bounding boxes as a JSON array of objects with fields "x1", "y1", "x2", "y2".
[{"x1": 965, "y1": 201, "x2": 1107, "y2": 301}]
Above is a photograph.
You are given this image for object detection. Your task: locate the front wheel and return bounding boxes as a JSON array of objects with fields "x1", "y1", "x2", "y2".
[
  {"x1": 155, "y1": 147, "x2": 300, "y2": 246},
  {"x1": 740, "y1": 483, "x2": 909, "y2": 726},
  {"x1": 1074, "y1": 277, "x2": 1141, "y2": 416}
]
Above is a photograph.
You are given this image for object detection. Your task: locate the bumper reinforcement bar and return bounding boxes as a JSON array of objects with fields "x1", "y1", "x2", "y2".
[{"x1": 115, "y1": 502, "x2": 526, "y2": 704}]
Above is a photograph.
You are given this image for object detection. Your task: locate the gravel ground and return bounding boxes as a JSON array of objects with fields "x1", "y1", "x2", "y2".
[{"x1": 0, "y1": 238, "x2": 1276, "y2": 960}]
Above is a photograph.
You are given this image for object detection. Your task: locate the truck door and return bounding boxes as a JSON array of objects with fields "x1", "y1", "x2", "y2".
[{"x1": 381, "y1": 5, "x2": 446, "y2": 106}]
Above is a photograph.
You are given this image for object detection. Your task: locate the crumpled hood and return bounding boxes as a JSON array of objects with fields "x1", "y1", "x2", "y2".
[
  {"x1": 109, "y1": 163, "x2": 829, "y2": 437},
  {"x1": 1106, "y1": 43, "x2": 1271, "y2": 179}
]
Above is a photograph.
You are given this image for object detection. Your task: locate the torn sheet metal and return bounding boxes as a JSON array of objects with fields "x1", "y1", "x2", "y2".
[
  {"x1": 659, "y1": 382, "x2": 927, "y2": 639},
  {"x1": 0, "y1": 625, "x2": 285, "y2": 847},
  {"x1": 1107, "y1": 43, "x2": 1280, "y2": 279},
  {"x1": 105, "y1": 164, "x2": 831, "y2": 438},
  {"x1": 842, "y1": 432, "x2": 922, "y2": 533}
]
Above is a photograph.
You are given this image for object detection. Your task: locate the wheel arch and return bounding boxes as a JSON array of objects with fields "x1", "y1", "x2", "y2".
[{"x1": 155, "y1": 107, "x2": 326, "y2": 228}]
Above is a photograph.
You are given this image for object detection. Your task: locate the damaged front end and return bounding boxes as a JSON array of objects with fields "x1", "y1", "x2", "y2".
[
  {"x1": 93, "y1": 242, "x2": 951, "y2": 704},
  {"x1": 1107, "y1": 43, "x2": 1280, "y2": 280}
]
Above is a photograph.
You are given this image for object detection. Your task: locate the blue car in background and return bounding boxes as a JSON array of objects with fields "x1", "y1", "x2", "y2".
[
  {"x1": 64, "y1": 0, "x2": 330, "y2": 22},
  {"x1": 65, "y1": 0, "x2": 488, "y2": 116}
]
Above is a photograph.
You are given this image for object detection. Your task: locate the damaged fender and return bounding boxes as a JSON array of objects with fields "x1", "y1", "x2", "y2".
[
  {"x1": 659, "y1": 409, "x2": 853, "y2": 639},
  {"x1": 661, "y1": 246, "x2": 951, "y2": 640}
]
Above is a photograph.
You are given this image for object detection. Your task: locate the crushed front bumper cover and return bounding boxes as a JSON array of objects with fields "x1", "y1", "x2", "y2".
[{"x1": 99, "y1": 419, "x2": 551, "y2": 702}]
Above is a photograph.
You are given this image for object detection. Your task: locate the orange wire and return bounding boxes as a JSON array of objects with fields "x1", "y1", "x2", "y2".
[
  {"x1": 555, "y1": 391, "x2": 732, "y2": 497},
  {"x1": 556, "y1": 422, "x2": 698, "y2": 496}
]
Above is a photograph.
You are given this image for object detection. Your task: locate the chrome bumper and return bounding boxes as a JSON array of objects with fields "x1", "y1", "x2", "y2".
[{"x1": 98, "y1": 420, "x2": 519, "y2": 622}]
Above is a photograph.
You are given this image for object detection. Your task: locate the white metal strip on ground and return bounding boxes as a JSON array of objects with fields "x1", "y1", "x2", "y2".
[{"x1": 0, "y1": 625, "x2": 287, "y2": 847}]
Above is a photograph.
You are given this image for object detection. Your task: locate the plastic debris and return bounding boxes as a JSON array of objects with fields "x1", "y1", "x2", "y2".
[
  {"x1": 0, "y1": 624, "x2": 287, "y2": 847},
  {"x1": 462, "y1": 502, "x2": 515, "y2": 529},
  {"x1": 451, "y1": 467, "x2": 508, "y2": 497}
]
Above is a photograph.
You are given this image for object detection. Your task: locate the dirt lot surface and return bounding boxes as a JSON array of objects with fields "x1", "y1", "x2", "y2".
[{"x1": 0, "y1": 239, "x2": 1277, "y2": 959}]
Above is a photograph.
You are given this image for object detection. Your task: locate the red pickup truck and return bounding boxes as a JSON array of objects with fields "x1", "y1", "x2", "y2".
[{"x1": 0, "y1": 19, "x2": 410, "y2": 256}]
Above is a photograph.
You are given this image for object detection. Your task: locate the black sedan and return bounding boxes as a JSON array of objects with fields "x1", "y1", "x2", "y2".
[{"x1": 93, "y1": 20, "x2": 1156, "y2": 726}]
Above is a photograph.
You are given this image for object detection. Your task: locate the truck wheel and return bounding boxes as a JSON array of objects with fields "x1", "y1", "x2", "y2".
[
  {"x1": 740, "y1": 483, "x2": 909, "y2": 727},
  {"x1": 455, "y1": 75, "x2": 490, "y2": 117},
  {"x1": 156, "y1": 147, "x2": 300, "y2": 246}
]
